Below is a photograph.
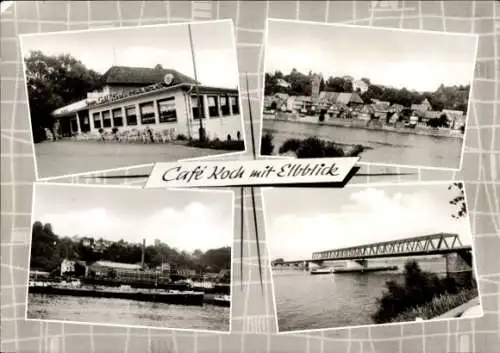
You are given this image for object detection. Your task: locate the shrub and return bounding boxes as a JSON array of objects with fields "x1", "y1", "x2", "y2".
[
  {"x1": 98, "y1": 128, "x2": 104, "y2": 134},
  {"x1": 111, "y1": 127, "x2": 119, "y2": 134},
  {"x1": 260, "y1": 132, "x2": 275, "y2": 155},
  {"x1": 296, "y1": 137, "x2": 345, "y2": 158},
  {"x1": 176, "y1": 134, "x2": 188, "y2": 141},
  {"x1": 187, "y1": 138, "x2": 244, "y2": 151},
  {"x1": 372, "y1": 261, "x2": 474, "y2": 324},
  {"x1": 318, "y1": 110, "x2": 326, "y2": 122},
  {"x1": 278, "y1": 138, "x2": 302, "y2": 155}
]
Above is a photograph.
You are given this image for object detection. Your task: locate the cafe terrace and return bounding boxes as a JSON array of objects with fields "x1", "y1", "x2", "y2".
[{"x1": 51, "y1": 66, "x2": 242, "y2": 141}]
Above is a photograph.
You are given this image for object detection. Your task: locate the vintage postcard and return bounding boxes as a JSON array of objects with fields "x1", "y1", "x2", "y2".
[
  {"x1": 263, "y1": 182, "x2": 482, "y2": 332},
  {"x1": 26, "y1": 184, "x2": 233, "y2": 332},
  {"x1": 20, "y1": 19, "x2": 244, "y2": 180},
  {"x1": 260, "y1": 19, "x2": 478, "y2": 170}
]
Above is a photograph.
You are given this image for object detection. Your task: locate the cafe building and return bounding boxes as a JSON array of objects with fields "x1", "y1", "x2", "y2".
[{"x1": 51, "y1": 66, "x2": 242, "y2": 141}]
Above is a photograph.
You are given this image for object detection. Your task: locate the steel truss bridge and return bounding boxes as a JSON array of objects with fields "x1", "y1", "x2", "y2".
[{"x1": 278, "y1": 233, "x2": 472, "y2": 266}]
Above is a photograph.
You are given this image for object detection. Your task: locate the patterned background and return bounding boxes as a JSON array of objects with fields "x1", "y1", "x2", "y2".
[{"x1": 1, "y1": 1, "x2": 499, "y2": 352}]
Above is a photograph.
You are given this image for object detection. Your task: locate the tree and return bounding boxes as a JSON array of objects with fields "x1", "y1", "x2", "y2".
[
  {"x1": 24, "y1": 51, "x2": 102, "y2": 142},
  {"x1": 260, "y1": 132, "x2": 275, "y2": 156},
  {"x1": 449, "y1": 182, "x2": 467, "y2": 219}
]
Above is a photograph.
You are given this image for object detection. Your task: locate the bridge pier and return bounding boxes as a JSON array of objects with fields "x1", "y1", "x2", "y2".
[{"x1": 444, "y1": 252, "x2": 474, "y2": 287}]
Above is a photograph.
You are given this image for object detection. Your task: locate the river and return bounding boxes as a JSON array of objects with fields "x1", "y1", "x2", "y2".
[
  {"x1": 263, "y1": 120, "x2": 463, "y2": 169},
  {"x1": 273, "y1": 257, "x2": 453, "y2": 331},
  {"x1": 27, "y1": 294, "x2": 230, "y2": 331}
]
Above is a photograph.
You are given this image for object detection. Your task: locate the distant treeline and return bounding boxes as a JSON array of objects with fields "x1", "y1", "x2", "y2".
[
  {"x1": 30, "y1": 221, "x2": 231, "y2": 274},
  {"x1": 265, "y1": 69, "x2": 470, "y2": 112}
]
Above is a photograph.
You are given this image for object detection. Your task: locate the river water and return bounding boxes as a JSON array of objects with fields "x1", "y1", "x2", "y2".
[
  {"x1": 27, "y1": 294, "x2": 230, "y2": 331},
  {"x1": 263, "y1": 120, "x2": 464, "y2": 169},
  {"x1": 273, "y1": 257, "x2": 453, "y2": 331}
]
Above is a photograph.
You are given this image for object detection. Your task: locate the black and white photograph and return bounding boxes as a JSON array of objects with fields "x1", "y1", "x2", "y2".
[
  {"x1": 260, "y1": 19, "x2": 478, "y2": 170},
  {"x1": 21, "y1": 19, "x2": 245, "y2": 179},
  {"x1": 26, "y1": 184, "x2": 233, "y2": 332},
  {"x1": 263, "y1": 182, "x2": 482, "y2": 332}
]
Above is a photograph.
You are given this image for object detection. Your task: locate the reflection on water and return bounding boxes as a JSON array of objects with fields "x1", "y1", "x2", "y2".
[
  {"x1": 263, "y1": 120, "x2": 463, "y2": 169},
  {"x1": 28, "y1": 294, "x2": 230, "y2": 331},
  {"x1": 274, "y1": 257, "x2": 449, "y2": 331}
]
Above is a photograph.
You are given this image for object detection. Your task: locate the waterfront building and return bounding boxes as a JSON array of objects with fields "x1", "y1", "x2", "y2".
[
  {"x1": 87, "y1": 260, "x2": 169, "y2": 283},
  {"x1": 442, "y1": 109, "x2": 465, "y2": 129},
  {"x1": 411, "y1": 98, "x2": 432, "y2": 112},
  {"x1": 60, "y1": 259, "x2": 75, "y2": 276},
  {"x1": 353, "y1": 79, "x2": 369, "y2": 93},
  {"x1": 51, "y1": 66, "x2": 242, "y2": 141}
]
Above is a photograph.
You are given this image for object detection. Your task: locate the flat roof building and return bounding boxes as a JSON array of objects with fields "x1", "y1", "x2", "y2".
[{"x1": 51, "y1": 66, "x2": 242, "y2": 142}]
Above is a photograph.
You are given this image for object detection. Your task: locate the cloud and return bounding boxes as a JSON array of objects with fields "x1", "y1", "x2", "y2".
[
  {"x1": 38, "y1": 202, "x2": 232, "y2": 252},
  {"x1": 267, "y1": 188, "x2": 472, "y2": 260}
]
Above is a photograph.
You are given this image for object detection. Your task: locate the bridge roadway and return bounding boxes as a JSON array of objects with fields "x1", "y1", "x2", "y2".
[{"x1": 277, "y1": 233, "x2": 472, "y2": 266}]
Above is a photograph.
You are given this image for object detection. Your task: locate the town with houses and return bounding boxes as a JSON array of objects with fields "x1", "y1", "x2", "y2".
[
  {"x1": 263, "y1": 75, "x2": 466, "y2": 132},
  {"x1": 30, "y1": 236, "x2": 231, "y2": 295}
]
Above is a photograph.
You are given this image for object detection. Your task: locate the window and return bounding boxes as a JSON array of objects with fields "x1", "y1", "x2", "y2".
[
  {"x1": 191, "y1": 96, "x2": 205, "y2": 120},
  {"x1": 139, "y1": 102, "x2": 156, "y2": 125},
  {"x1": 125, "y1": 106, "x2": 137, "y2": 126},
  {"x1": 93, "y1": 112, "x2": 101, "y2": 129},
  {"x1": 207, "y1": 96, "x2": 219, "y2": 118},
  {"x1": 230, "y1": 96, "x2": 239, "y2": 115},
  {"x1": 220, "y1": 96, "x2": 230, "y2": 116},
  {"x1": 102, "y1": 111, "x2": 111, "y2": 128},
  {"x1": 112, "y1": 108, "x2": 123, "y2": 127},
  {"x1": 157, "y1": 97, "x2": 177, "y2": 123}
]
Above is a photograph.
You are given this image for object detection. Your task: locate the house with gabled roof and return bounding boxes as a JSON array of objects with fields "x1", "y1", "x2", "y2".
[{"x1": 411, "y1": 98, "x2": 432, "y2": 112}]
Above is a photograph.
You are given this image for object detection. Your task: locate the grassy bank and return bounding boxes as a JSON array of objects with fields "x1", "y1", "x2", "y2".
[
  {"x1": 389, "y1": 288, "x2": 478, "y2": 323},
  {"x1": 260, "y1": 132, "x2": 370, "y2": 158}
]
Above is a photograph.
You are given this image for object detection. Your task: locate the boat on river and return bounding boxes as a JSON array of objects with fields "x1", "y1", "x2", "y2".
[
  {"x1": 29, "y1": 284, "x2": 205, "y2": 306},
  {"x1": 204, "y1": 294, "x2": 230, "y2": 307},
  {"x1": 310, "y1": 265, "x2": 398, "y2": 275}
]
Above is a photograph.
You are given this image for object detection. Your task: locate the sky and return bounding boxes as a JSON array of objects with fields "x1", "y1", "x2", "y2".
[
  {"x1": 20, "y1": 20, "x2": 239, "y2": 89},
  {"x1": 265, "y1": 20, "x2": 478, "y2": 92},
  {"x1": 33, "y1": 185, "x2": 233, "y2": 252},
  {"x1": 263, "y1": 183, "x2": 473, "y2": 261}
]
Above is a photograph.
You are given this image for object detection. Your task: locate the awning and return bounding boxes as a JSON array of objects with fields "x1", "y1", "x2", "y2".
[{"x1": 51, "y1": 98, "x2": 89, "y2": 118}]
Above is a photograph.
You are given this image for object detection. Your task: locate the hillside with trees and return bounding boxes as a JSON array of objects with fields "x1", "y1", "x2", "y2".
[
  {"x1": 24, "y1": 51, "x2": 102, "y2": 143},
  {"x1": 265, "y1": 69, "x2": 470, "y2": 113},
  {"x1": 30, "y1": 221, "x2": 231, "y2": 275}
]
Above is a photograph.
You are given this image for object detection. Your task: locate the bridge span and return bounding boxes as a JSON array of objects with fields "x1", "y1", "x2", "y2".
[{"x1": 273, "y1": 233, "x2": 473, "y2": 272}]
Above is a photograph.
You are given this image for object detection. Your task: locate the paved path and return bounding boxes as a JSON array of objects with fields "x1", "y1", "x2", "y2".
[{"x1": 35, "y1": 140, "x2": 223, "y2": 179}]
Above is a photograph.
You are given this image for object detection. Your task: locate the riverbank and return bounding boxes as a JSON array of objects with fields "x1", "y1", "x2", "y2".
[
  {"x1": 390, "y1": 288, "x2": 480, "y2": 323},
  {"x1": 263, "y1": 114, "x2": 464, "y2": 139}
]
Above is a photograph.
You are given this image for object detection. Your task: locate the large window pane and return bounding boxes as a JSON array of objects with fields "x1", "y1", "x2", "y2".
[
  {"x1": 139, "y1": 102, "x2": 156, "y2": 125},
  {"x1": 230, "y1": 96, "x2": 239, "y2": 115},
  {"x1": 125, "y1": 106, "x2": 137, "y2": 126},
  {"x1": 191, "y1": 96, "x2": 205, "y2": 120},
  {"x1": 157, "y1": 97, "x2": 177, "y2": 123},
  {"x1": 207, "y1": 96, "x2": 219, "y2": 118},
  {"x1": 112, "y1": 108, "x2": 123, "y2": 127},
  {"x1": 220, "y1": 96, "x2": 230, "y2": 116},
  {"x1": 102, "y1": 110, "x2": 111, "y2": 128},
  {"x1": 92, "y1": 112, "x2": 101, "y2": 129}
]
